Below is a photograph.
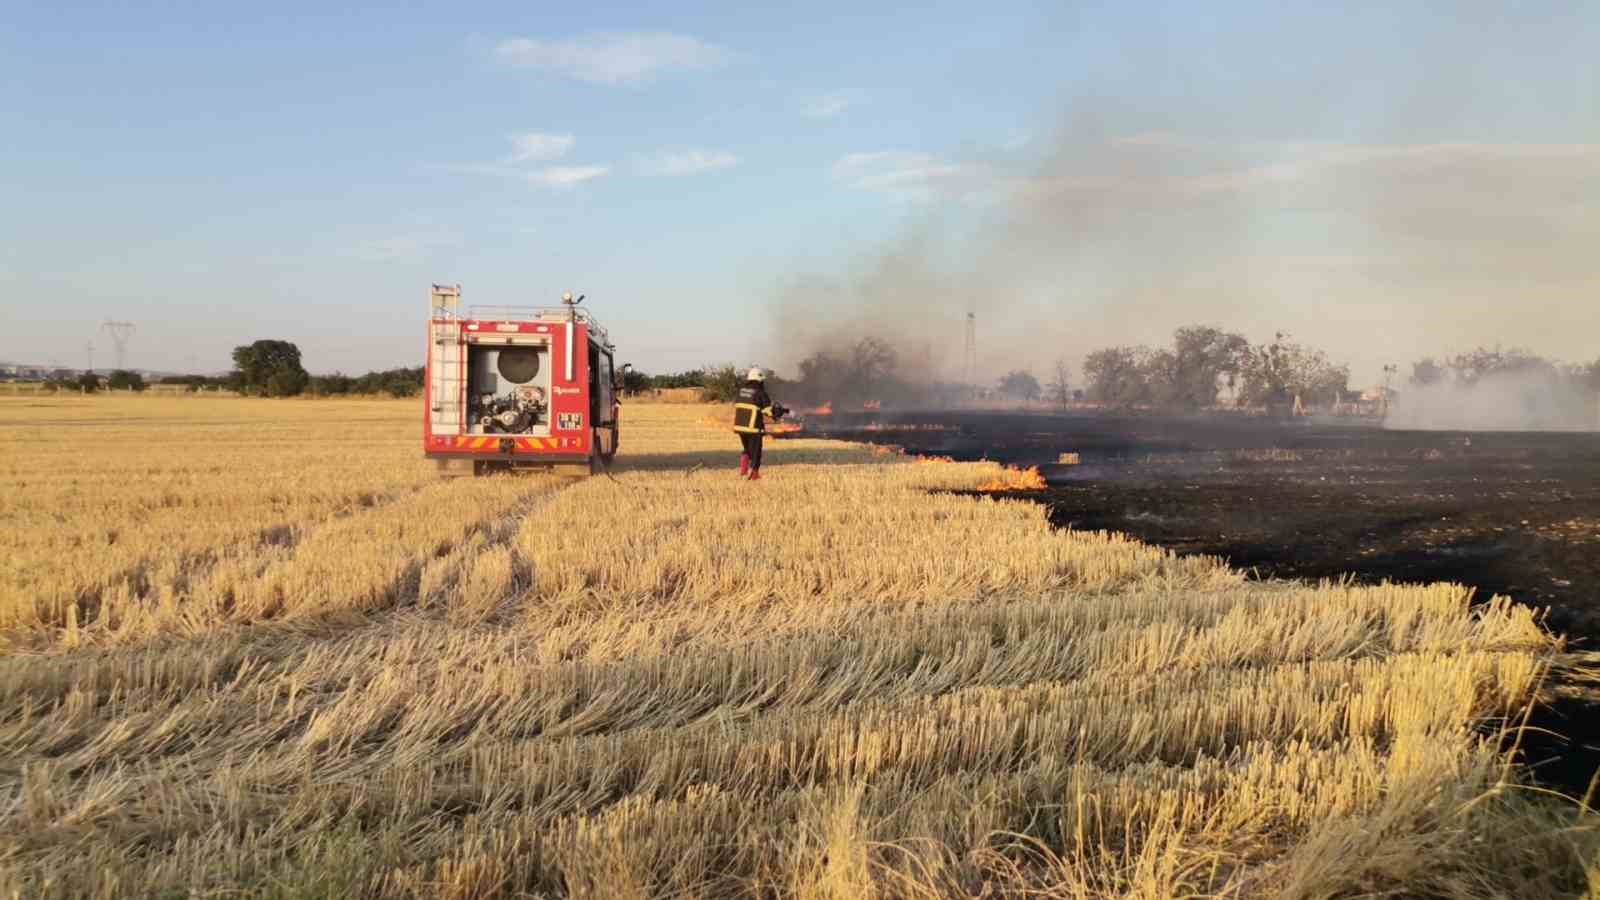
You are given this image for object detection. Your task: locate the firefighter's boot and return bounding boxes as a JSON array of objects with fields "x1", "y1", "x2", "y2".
[
  {"x1": 739, "y1": 453, "x2": 750, "y2": 477},
  {"x1": 748, "y1": 469, "x2": 762, "y2": 482}
]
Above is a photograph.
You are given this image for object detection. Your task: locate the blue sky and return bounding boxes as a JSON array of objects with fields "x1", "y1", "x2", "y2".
[{"x1": 3, "y1": 1, "x2": 1596, "y2": 384}]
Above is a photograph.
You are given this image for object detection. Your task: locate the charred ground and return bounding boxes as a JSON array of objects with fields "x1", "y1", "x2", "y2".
[{"x1": 791, "y1": 409, "x2": 1600, "y2": 792}]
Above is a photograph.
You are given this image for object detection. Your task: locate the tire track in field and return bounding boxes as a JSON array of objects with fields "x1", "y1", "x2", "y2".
[
  {"x1": 206, "y1": 475, "x2": 567, "y2": 629},
  {"x1": 20, "y1": 475, "x2": 566, "y2": 649},
  {"x1": 412, "y1": 482, "x2": 567, "y2": 625}
]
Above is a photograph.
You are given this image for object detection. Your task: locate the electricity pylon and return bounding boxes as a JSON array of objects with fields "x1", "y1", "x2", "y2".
[{"x1": 101, "y1": 321, "x2": 136, "y2": 371}]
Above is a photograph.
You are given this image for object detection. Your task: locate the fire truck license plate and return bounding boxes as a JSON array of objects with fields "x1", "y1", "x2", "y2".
[{"x1": 558, "y1": 412, "x2": 584, "y2": 430}]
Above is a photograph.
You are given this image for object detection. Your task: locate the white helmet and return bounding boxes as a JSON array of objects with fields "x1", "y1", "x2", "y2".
[{"x1": 746, "y1": 367, "x2": 766, "y2": 382}]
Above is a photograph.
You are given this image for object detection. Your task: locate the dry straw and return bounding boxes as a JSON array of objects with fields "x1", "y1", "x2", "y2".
[{"x1": 0, "y1": 395, "x2": 1595, "y2": 897}]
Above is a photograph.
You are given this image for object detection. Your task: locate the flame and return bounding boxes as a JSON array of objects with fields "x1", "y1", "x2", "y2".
[
  {"x1": 767, "y1": 422, "x2": 802, "y2": 435},
  {"x1": 802, "y1": 402, "x2": 834, "y2": 416},
  {"x1": 862, "y1": 400, "x2": 881, "y2": 410},
  {"x1": 916, "y1": 455, "x2": 955, "y2": 464},
  {"x1": 975, "y1": 466, "x2": 1048, "y2": 492}
]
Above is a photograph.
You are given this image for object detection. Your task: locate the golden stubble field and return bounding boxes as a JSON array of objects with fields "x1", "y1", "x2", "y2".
[{"x1": 1, "y1": 394, "x2": 1597, "y2": 898}]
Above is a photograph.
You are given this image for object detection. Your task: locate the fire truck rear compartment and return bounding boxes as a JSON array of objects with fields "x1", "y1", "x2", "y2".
[{"x1": 466, "y1": 342, "x2": 552, "y2": 437}]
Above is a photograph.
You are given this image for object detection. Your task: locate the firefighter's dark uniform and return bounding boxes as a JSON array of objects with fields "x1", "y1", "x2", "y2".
[{"x1": 731, "y1": 382, "x2": 779, "y2": 477}]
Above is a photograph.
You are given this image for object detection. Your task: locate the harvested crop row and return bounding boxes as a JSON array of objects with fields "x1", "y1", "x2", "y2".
[
  {"x1": 0, "y1": 397, "x2": 1592, "y2": 898},
  {"x1": 0, "y1": 397, "x2": 440, "y2": 638}
]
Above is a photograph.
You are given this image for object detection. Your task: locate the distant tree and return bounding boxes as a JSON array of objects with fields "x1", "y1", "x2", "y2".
[
  {"x1": 1137, "y1": 348, "x2": 1180, "y2": 408},
  {"x1": 301, "y1": 368, "x2": 423, "y2": 397},
  {"x1": 1083, "y1": 347, "x2": 1149, "y2": 407},
  {"x1": 308, "y1": 374, "x2": 355, "y2": 396},
  {"x1": 997, "y1": 370, "x2": 1041, "y2": 403},
  {"x1": 263, "y1": 372, "x2": 299, "y2": 397},
  {"x1": 232, "y1": 340, "x2": 308, "y2": 397},
  {"x1": 160, "y1": 374, "x2": 199, "y2": 386},
  {"x1": 650, "y1": 369, "x2": 706, "y2": 389},
  {"x1": 354, "y1": 367, "x2": 423, "y2": 397},
  {"x1": 383, "y1": 371, "x2": 423, "y2": 398},
  {"x1": 76, "y1": 372, "x2": 100, "y2": 393},
  {"x1": 796, "y1": 351, "x2": 842, "y2": 398},
  {"x1": 1581, "y1": 358, "x2": 1600, "y2": 395},
  {"x1": 1238, "y1": 333, "x2": 1349, "y2": 408},
  {"x1": 1239, "y1": 333, "x2": 1296, "y2": 407},
  {"x1": 699, "y1": 364, "x2": 741, "y2": 402},
  {"x1": 848, "y1": 337, "x2": 897, "y2": 394},
  {"x1": 1444, "y1": 346, "x2": 1556, "y2": 385},
  {"x1": 789, "y1": 336, "x2": 908, "y2": 405},
  {"x1": 1162, "y1": 326, "x2": 1250, "y2": 410},
  {"x1": 1045, "y1": 358, "x2": 1073, "y2": 409},
  {"x1": 619, "y1": 365, "x2": 651, "y2": 395},
  {"x1": 1410, "y1": 358, "x2": 1444, "y2": 387},
  {"x1": 106, "y1": 370, "x2": 146, "y2": 392}
]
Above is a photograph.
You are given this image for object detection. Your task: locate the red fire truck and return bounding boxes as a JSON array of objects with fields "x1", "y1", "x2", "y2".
[{"x1": 423, "y1": 284, "x2": 619, "y2": 477}]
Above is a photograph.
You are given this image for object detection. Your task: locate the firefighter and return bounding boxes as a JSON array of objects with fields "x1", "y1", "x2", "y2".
[{"x1": 731, "y1": 367, "x2": 787, "y2": 480}]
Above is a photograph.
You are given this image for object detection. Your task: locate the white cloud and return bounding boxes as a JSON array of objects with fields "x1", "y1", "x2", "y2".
[
  {"x1": 493, "y1": 32, "x2": 732, "y2": 85},
  {"x1": 830, "y1": 151, "x2": 993, "y2": 198},
  {"x1": 524, "y1": 165, "x2": 610, "y2": 187},
  {"x1": 508, "y1": 132, "x2": 574, "y2": 162},
  {"x1": 802, "y1": 91, "x2": 857, "y2": 119},
  {"x1": 638, "y1": 149, "x2": 741, "y2": 177},
  {"x1": 450, "y1": 135, "x2": 607, "y2": 188}
]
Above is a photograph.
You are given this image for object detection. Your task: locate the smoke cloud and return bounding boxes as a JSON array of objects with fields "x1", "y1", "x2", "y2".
[
  {"x1": 1386, "y1": 372, "x2": 1600, "y2": 432},
  {"x1": 765, "y1": 5, "x2": 1599, "y2": 393}
]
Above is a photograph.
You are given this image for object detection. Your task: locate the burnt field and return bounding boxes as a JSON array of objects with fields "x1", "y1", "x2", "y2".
[
  {"x1": 793, "y1": 409, "x2": 1600, "y2": 788},
  {"x1": 798, "y1": 410, "x2": 1600, "y2": 631}
]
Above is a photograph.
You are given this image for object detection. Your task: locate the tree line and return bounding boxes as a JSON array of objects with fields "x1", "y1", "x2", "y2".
[
  {"x1": 43, "y1": 370, "x2": 150, "y2": 393},
  {"x1": 1408, "y1": 347, "x2": 1600, "y2": 393},
  {"x1": 43, "y1": 340, "x2": 425, "y2": 398},
  {"x1": 46, "y1": 334, "x2": 1597, "y2": 412},
  {"x1": 617, "y1": 367, "x2": 738, "y2": 396},
  {"x1": 163, "y1": 341, "x2": 424, "y2": 397},
  {"x1": 760, "y1": 328, "x2": 1346, "y2": 413},
  {"x1": 624, "y1": 328, "x2": 1348, "y2": 413},
  {"x1": 623, "y1": 339, "x2": 969, "y2": 407},
  {"x1": 1075, "y1": 327, "x2": 1351, "y2": 412}
]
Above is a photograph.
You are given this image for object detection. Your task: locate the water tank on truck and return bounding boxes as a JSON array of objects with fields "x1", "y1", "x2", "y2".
[{"x1": 422, "y1": 284, "x2": 623, "y2": 477}]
